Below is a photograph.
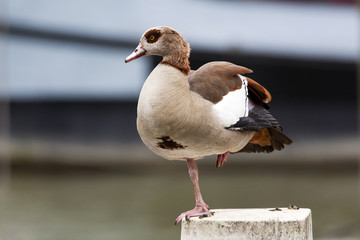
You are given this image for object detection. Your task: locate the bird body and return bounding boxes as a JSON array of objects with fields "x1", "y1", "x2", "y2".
[
  {"x1": 137, "y1": 63, "x2": 254, "y2": 161},
  {"x1": 125, "y1": 26, "x2": 292, "y2": 224}
]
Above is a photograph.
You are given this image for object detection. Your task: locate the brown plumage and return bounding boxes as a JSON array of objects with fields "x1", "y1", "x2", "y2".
[
  {"x1": 189, "y1": 62, "x2": 253, "y2": 104},
  {"x1": 240, "y1": 127, "x2": 293, "y2": 153}
]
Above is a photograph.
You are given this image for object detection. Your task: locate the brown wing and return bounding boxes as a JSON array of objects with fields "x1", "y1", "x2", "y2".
[
  {"x1": 189, "y1": 61, "x2": 292, "y2": 153},
  {"x1": 188, "y1": 61, "x2": 252, "y2": 104}
]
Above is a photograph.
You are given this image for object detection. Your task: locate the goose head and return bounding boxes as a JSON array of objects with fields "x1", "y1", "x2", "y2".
[{"x1": 125, "y1": 27, "x2": 190, "y2": 73}]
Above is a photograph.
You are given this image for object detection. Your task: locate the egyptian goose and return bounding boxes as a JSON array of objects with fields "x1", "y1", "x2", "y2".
[{"x1": 125, "y1": 26, "x2": 292, "y2": 224}]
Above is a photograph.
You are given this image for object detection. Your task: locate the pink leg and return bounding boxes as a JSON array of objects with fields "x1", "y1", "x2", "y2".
[
  {"x1": 216, "y1": 151, "x2": 230, "y2": 168},
  {"x1": 175, "y1": 158, "x2": 213, "y2": 225}
]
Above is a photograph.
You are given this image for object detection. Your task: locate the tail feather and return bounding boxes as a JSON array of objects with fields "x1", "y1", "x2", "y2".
[{"x1": 239, "y1": 127, "x2": 293, "y2": 153}]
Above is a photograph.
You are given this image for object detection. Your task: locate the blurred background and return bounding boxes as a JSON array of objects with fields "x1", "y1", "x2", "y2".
[{"x1": 0, "y1": 0, "x2": 359, "y2": 239}]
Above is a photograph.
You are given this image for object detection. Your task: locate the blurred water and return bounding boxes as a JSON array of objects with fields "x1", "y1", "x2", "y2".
[{"x1": 0, "y1": 162, "x2": 359, "y2": 240}]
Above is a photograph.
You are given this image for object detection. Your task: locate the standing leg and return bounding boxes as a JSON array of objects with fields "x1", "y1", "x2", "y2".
[{"x1": 175, "y1": 158, "x2": 213, "y2": 225}]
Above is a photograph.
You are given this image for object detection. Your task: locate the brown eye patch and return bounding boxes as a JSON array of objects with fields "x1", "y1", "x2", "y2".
[{"x1": 144, "y1": 29, "x2": 162, "y2": 43}]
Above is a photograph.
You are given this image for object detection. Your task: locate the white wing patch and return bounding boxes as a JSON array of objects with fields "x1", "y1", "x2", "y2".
[{"x1": 213, "y1": 75, "x2": 248, "y2": 127}]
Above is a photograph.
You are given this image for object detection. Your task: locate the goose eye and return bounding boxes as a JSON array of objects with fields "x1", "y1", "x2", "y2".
[{"x1": 145, "y1": 29, "x2": 161, "y2": 43}]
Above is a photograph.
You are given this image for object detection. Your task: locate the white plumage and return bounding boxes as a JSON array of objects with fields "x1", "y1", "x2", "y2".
[{"x1": 213, "y1": 75, "x2": 249, "y2": 127}]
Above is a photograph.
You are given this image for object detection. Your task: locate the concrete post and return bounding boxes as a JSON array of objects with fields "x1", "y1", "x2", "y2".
[{"x1": 181, "y1": 208, "x2": 312, "y2": 240}]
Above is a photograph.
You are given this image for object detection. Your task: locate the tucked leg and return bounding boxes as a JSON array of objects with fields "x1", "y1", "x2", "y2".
[
  {"x1": 175, "y1": 158, "x2": 213, "y2": 225},
  {"x1": 216, "y1": 151, "x2": 230, "y2": 168}
]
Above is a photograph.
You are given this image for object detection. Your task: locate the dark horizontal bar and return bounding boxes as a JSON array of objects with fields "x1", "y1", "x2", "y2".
[{"x1": 0, "y1": 21, "x2": 136, "y2": 48}]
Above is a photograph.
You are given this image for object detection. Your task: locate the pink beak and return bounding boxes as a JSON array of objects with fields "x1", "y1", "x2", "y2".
[{"x1": 125, "y1": 44, "x2": 146, "y2": 63}]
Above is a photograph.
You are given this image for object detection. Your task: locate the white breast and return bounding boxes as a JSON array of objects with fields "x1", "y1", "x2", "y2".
[{"x1": 212, "y1": 75, "x2": 248, "y2": 127}]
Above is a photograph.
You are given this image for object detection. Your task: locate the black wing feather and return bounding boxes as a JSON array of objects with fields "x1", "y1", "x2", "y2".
[
  {"x1": 227, "y1": 102, "x2": 292, "y2": 153},
  {"x1": 226, "y1": 105, "x2": 281, "y2": 131}
]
